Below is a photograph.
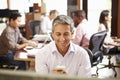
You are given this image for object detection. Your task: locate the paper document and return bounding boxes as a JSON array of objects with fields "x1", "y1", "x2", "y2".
[
  {"x1": 32, "y1": 34, "x2": 50, "y2": 41},
  {"x1": 26, "y1": 48, "x2": 39, "y2": 57}
]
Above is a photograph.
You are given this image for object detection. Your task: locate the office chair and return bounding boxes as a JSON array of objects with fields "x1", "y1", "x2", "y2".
[
  {"x1": 96, "y1": 42, "x2": 120, "y2": 77},
  {"x1": 88, "y1": 30, "x2": 107, "y2": 76},
  {"x1": 28, "y1": 20, "x2": 41, "y2": 38},
  {"x1": 84, "y1": 48, "x2": 93, "y2": 67}
]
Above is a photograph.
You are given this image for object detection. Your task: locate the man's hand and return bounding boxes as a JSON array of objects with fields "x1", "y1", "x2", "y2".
[
  {"x1": 28, "y1": 41, "x2": 38, "y2": 47},
  {"x1": 51, "y1": 66, "x2": 67, "y2": 74}
]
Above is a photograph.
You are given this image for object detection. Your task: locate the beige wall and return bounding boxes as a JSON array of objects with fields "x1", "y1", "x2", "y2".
[
  {"x1": 0, "y1": 23, "x2": 6, "y2": 35},
  {"x1": 117, "y1": 0, "x2": 120, "y2": 38}
]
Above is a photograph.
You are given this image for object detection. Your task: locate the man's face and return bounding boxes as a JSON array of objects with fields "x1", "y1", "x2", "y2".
[
  {"x1": 72, "y1": 13, "x2": 79, "y2": 27},
  {"x1": 11, "y1": 17, "x2": 21, "y2": 28},
  {"x1": 51, "y1": 12, "x2": 58, "y2": 19},
  {"x1": 52, "y1": 24, "x2": 73, "y2": 50}
]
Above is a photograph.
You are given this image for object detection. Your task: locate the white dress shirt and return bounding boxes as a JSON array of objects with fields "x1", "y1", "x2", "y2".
[
  {"x1": 72, "y1": 19, "x2": 90, "y2": 48},
  {"x1": 98, "y1": 23, "x2": 114, "y2": 53},
  {"x1": 40, "y1": 16, "x2": 52, "y2": 34},
  {"x1": 35, "y1": 41, "x2": 91, "y2": 77}
]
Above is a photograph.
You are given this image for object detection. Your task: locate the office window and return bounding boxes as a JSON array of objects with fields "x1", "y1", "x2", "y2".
[
  {"x1": 44, "y1": 0, "x2": 67, "y2": 15},
  {"x1": 9, "y1": 0, "x2": 67, "y2": 24},
  {"x1": 9, "y1": 0, "x2": 67, "y2": 15},
  {"x1": 0, "y1": 0, "x2": 7, "y2": 9},
  {"x1": 10, "y1": 0, "x2": 31, "y2": 13},
  {"x1": 88, "y1": 0, "x2": 111, "y2": 31}
]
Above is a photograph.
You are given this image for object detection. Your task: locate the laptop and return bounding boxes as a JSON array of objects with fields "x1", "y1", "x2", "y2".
[
  {"x1": 47, "y1": 31, "x2": 54, "y2": 41},
  {"x1": 25, "y1": 36, "x2": 51, "y2": 57}
]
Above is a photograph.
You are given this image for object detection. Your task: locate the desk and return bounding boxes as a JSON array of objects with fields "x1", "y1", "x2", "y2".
[
  {"x1": 14, "y1": 40, "x2": 50, "y2": 71},
  {"x1": 14, "y1": 49, "x2": 35, "y2": 71},
  {"x1": 14, "y1": 42, "x2": 46, "y2": 62},
  {"x1": 14, "y1": 49, "x2": 35, "y2": 62},
  {"x1": 113, "y1": 38, "x2": 120, "y2": 42}
]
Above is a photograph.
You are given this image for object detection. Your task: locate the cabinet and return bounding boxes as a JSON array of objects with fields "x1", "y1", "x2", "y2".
[
  {"x1": 25, "y1": 1, "x2": 46, "y2": 39},
  {"x1": 25, "y1": 13, "x2": 41, "y2": 39}
]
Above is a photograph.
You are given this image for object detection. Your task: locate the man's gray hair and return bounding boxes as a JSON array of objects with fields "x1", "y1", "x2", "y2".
[{"x1": 52, "y1": 15, "x2": 74, "y2": 32}]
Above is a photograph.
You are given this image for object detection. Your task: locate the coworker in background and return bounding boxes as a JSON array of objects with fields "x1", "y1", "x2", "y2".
[
  {"x1": 72, "y1": 10, "x2": 91, "y2": 48},
  {"x1": 98, "y1": 10, "x2": 112, "y2": 46},
  {"x1": 98, "y1": 10, "x2": 111, "y2": 32},
  {"x1": 98, "y1": 10, "x2": 120, "y2": 55},
  {"x1": 40, "y1": 10, "x2": 58, "y2": 34},
  {"x1": 35, "y1": 15, "x2": 91, "y2": 77},
  {"x1": 0, "y1": 12, "x2": 37, "y2": 70}
]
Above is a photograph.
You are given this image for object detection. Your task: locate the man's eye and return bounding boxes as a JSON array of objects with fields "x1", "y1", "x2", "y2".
[
  {"x1": 56, "y1": 33, "x2": 61, "y2": 36},
  {"x1": 64, "y1": 33, "x2": 69, "y2": 36}
]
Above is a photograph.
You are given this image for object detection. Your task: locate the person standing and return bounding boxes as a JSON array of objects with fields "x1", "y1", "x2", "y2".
[
  {"x1": 0, "y1": 12, "x2": 37, "y2": 70},
  {"x1": 40, "y1": 10, "x2": 58, "y2": 34},
  {"x1": 35, "y1": 15, "x2": 91, "y2": 77}
]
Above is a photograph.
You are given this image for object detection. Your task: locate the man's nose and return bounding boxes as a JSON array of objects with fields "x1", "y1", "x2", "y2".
[{"x1": 60, "y1": 35, "x2": 65, "y2": 41}]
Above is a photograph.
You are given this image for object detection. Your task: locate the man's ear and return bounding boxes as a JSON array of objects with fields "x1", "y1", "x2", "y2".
[
  {"x1": 51, "y1": 32, "x2": 54, "y2": 40},
  {"x1": 71, "y1": 31, "x2": 75, "y2": 40},
  {"x1": 71, "y1": 31, "x2": 74, "y2": 35},
  {"x1": 71, "y1": 31, "x2": 74, "y2": 37}
]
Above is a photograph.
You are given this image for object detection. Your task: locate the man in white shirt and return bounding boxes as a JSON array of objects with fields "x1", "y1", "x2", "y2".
[
  {"x1": 72, "y1": 10, "x2": 92, "y2": 48},
  {"x1": 40, "y1": 10, "x2": 58, "y2": 34},
  {"x1": 35, "y1": 15, "x2": 91, "y2": 77}
]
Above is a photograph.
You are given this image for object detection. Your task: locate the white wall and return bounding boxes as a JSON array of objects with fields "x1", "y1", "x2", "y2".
[
  {"x1": 44, "y1": 0, "x2": 67, "y2": 15},
  {"x1": 0, "y1": 23, "x2": 6, "y2": 35},
  {"x1": 9, "y1": 0, "x2": 67, "y2": 15},
  {"x1": 0, "y1": 0, "x2": 7, "y2": 9}
]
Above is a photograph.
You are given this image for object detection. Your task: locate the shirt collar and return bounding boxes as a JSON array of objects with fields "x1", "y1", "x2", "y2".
[
  {"x1": 51, "y1": 41, "x2": 75, "y2": 54},
  {"x1": 67, "y1": 41, "x2": 75, "y2": 54}
]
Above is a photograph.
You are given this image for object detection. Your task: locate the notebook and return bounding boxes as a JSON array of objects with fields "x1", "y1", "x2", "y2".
[{"x1": 24, "y1": 43, "x2": 44, "y2": 57}]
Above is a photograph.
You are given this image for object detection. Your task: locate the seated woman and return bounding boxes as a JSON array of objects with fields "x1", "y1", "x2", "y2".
[{"x1": 98, "y1": 10, "x2": 120, "y2": 54}]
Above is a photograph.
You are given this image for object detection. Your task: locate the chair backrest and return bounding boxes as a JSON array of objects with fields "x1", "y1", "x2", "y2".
[
  {"x1": 28, "y1": 20, "x2": 41, "y2": 36},
  {"x1": 84, "y1": 48, "x2": 93, "y2": 67},
  {"x1": 89, "y1": 30, "x2": 107, "y2": 66}
]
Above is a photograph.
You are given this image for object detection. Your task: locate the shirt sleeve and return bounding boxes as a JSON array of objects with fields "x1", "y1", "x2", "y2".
[
  {"x1": 35, "y1": 48, "x2": 49, "y2": 73},
  {"x1": 18, "y1": 31, "x2": 28, "y2": 43},
  {"x1": 7, "y1": 28, "x2": 27, "y2": 50},
  {"x1": 40, "y1": 17, "x2": 47, "y2": 33},
  {"x1": 6, "y1": 30, "x2": 18, "y2": 50},
  {"x1": 72, "y1": 27, "x2": 83, "y2": 45},
  {"x1": 98, "y1": 24, "x2": 106, "y2": 32},
  {"x1": 77, "y1": 48, "x2": 92, "y2": 77}
]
